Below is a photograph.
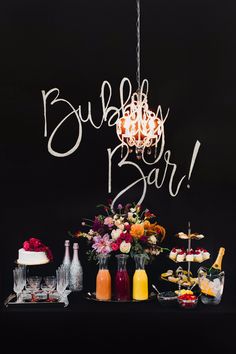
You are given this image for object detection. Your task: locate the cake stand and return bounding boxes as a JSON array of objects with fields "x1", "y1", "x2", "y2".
[{"x1": 161, "y1": 222, "x2": 210, "y2": 290}]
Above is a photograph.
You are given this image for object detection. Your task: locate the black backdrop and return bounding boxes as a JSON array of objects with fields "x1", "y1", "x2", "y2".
[{"x1": 1, "y1": 0, "x2": 236, "y2": 348}]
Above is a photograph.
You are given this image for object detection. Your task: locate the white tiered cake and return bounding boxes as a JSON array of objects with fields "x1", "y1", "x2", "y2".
[
  {"x1": 17, "y1": 248, "x2": 49, "y2": 265},
  {"x1": 17, "y1": 237, "x2": 53, "y2": 265}
]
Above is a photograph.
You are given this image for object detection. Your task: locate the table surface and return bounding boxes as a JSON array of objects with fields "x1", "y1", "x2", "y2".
[{"x1": 2, "y1": 292, "x2": 236, "y2": 353}]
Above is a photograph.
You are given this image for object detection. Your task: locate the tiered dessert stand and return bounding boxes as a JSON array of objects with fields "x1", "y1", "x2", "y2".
[{"x1": 161, "y1": 222, "x2": 209, "y2": 290}]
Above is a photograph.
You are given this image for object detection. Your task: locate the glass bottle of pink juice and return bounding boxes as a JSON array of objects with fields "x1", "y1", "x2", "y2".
[{"x1": 114, "y1": 254, "x2": 130, "y2": 301}]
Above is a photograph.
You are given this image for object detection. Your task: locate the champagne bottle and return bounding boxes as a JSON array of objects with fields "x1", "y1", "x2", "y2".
[
  {"x1": 199, "y1": 247, "x2": 225, "y2": 301},
  {"x1": 62, "y1": 240, "x2": 71, "y2": 269},
  {"x1": 69, "y1": 243, "x2": 83, "y2": 291},
  {"x1": 208, "y1": 247, "x2": 225, "y2": 276}
]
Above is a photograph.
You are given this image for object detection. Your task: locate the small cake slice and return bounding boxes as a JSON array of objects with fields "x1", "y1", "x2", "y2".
[
  {"x1": 169, "y1": 248, "x2": 178, "y2": 261},
  {"x1": 202, "y1": 249, "x2": 210, "y2": 261},
  {"x1": 194, "y1": 249, "x2": 203, "y2": 262},
  {"x1": 176, "y1": 249, "x2": 186, "y2": 262},
  {"x1": 186, "y1": 250, "x2": 194, "y2": 262}
]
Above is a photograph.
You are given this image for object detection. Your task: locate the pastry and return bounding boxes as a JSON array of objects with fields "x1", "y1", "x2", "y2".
[
  {"x1": 194, "y1": 249, "x2": 203, "y2": 262},
  {"x1": 186, "y1": 250, "x2": 194, "y2": 262},
  {"x1": 176, "y1": 250, "x2": 186, "y2": 262},
  {"x1": 169, "y1": 248, "x2": 178, "y2": 261},
  {"x1": 202, "y1": 248, "x2": 210, "y2": 260}
]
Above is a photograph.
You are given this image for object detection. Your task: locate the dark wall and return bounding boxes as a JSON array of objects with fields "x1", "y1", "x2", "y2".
[{"x1": 1, "y1": 0, "x2": 236, "y2": 299}]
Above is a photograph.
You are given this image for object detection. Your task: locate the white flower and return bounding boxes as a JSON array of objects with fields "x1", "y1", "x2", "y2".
[
  {"x1": 127, "y1": 212, "x2": 136, "y2": 223},
  {"x1": 88, "y1": 229, "x2": 94, "y2": 236},
  {"x1": 120, "y1": 241, "x2": 131, "y2": 254},
  {"x1": 86, "y1": 234, "x2": 93, "y2": 241},
  {"x1": 114, "y1": 219, "x2": 121, "y2": 227},
  {"x1": 114, "y1": 219, "x2": 125, "y2": 230},
  {"x1": 128, "y1": 212, "x2": 133, "y2": 220},
  {"x1": 111, "y1": 228, "x2": 122, "y2": 240},
  {"x1": 148, "y1": 235, "x2": 157, "y2": 245},
  {"x1": 118, "y1": 224, "x2": 125, "y2": 230},
  {"x1": 130, "y1": 208, "x2": 136, "y2": 213}
]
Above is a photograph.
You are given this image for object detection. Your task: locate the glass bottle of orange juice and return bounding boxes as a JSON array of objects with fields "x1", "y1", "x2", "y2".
[
  {"x1": 96, "y1": 254, "x2": 111, "y2": 301},
  {"x1": 133, "y1": 254, "x2": 148, "y2": 300}
]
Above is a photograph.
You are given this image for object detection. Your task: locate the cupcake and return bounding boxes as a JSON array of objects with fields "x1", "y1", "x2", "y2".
[
  {"x1": 169, "y1": 248, "x2": 178, "y2": 261},
  {"x1": 176, "y1": 249, "x2": 186, "y2": 262},
  {"x1": 186, "y1": 250, "x2": 194, "y2": 262},
  {"x1": 202, "y1": 248, "x2": 210, "y2": 261},
  {"x1": 194, "y1": 249, "x2": 203, "y2": 262}
]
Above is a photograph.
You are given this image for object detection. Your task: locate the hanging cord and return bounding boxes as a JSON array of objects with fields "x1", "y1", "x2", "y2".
[{"x1": 136, "y1": 0, "x2": 141, "y2": 91}]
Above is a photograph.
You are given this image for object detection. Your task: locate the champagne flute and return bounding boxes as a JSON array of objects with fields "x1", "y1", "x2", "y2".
[
  {"x1": 13, "y1": 267, "x2": 25, "y2": 302},
  {"x1": 56, "y1": 267, "x2": 67, "y2": 300}
]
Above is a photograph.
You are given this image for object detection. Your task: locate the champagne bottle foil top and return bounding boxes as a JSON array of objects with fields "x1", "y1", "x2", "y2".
[
  {"x1": 65, "y1": 240, "x2": 70, "y2": 246},
  {"x1": 73, "y1": 243, "x2": 79, "y2": 249}
]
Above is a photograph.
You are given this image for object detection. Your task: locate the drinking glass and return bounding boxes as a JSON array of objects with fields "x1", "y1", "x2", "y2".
[
  {"x1": 44, "y1": 276, "x2": 56, "y2": 300},
  {"x1": 56, "y1": 267, "x2": 67, "y2": 299},
  {"x1": 18, "y1": 265, "x2": 27, "y2": 290},
  {"x1": 41, "y1": 282, "x2": 51, "y2": 301},
  {"x1": 27, "y1": 276, "x2": 42, "y2": 301},
  {"x1": 13, "y1": 267, "x2": 25, "y2": 302}
]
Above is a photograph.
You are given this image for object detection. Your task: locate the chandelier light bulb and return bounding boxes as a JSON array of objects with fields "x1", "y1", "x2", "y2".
[{"x1": 116, "y1": 89, "x2": 163, "y2": 159}]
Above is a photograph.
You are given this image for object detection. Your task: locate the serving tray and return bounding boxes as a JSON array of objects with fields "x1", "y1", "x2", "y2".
[
  {"x1": 4, "y1": 291, "x2": 71, "y2": 308},
  {"x1": 85, "y1": 291, "x2": 156, "y2": 303}
]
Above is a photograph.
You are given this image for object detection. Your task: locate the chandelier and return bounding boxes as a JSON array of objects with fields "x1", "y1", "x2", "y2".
[{"x1": 116, "y1": 0, "x2": 165, "y2": 159}]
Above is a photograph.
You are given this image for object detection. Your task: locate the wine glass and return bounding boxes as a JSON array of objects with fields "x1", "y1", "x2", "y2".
[
  {"x1": 41, "y1": 282, "x2": 50, "y2": 301},
  {"x1": 27, "y1": 276, "x2": 42, "y2": 301},
  {"x1": 44, "y1": 276, "x2": 56, "y2": 301},
  {"x1": 13, "y1": 267, "x2": 25, "y2": 302}
]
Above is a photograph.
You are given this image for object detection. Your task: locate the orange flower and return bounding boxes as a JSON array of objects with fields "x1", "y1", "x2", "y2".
[
  {"x1": 130, "y1": 224, "x2": 145, "y2": 238},
  {"x1": 155, "y1": 225, "x2": 166, "y2": 242},
  {"x1": 74, "y1": 231, "x2": 83, "y2": 237},
  {"x1": 145, "y1": 223, "x2": 166, "y2": 242},
  {"x1": 143, "y1": 220, "x2": 151, "y2": 230}
]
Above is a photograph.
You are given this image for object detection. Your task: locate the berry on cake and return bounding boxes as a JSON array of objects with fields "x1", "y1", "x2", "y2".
[{"x1": 17, "y1": 237, "x2": 53, "y2": 265}]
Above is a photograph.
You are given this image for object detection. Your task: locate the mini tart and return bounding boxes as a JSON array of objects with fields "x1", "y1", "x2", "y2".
[
  {"x1": 167, "y1": 276, "x2": 179, "y2": 283},
  {"x1": 176, "y1": 232, "x2": 205, "y2": 240},
  {"x1": 161, "y1": 270, "x2": 173, "y2": 277},
  {"x1": 176, "y1": 232, "x2": 189, "y2": 239}
]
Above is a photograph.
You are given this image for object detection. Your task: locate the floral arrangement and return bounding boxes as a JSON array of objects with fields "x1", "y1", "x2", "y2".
[
  {"x1": 72, "y1": 202, "x2": 167, "y2": 262},
  {"x1": 23, "y1": 237, "x2": 53, "y2": 262}
]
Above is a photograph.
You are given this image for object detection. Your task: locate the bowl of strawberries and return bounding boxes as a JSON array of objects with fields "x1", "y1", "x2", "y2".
[{"x1": 178, "y1": 293, "x2": 198, "y2": 309}]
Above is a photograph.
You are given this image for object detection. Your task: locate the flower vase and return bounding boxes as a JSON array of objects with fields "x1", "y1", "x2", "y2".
[
  {"x1": 96, "y1": 254, "x2": 111, "y2": 301},
  {"x1": 132, "y1": 254, "x2": 148, "y2": 300},
  {"x1": 114, "y1": 254, "x2": 130, "y2": 301}
]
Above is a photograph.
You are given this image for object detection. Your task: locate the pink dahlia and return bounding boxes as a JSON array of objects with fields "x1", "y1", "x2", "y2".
[{"x1": 92, "y1": 234, "x2": 113, "y2": 255}]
